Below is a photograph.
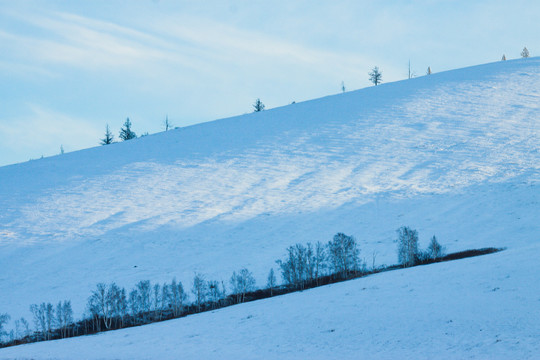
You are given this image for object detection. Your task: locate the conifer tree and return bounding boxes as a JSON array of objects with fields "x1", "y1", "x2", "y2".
[
  {"x1": 119, "y1": 118, "x2": 137, "y2": 141},
  {"x1": 253, "y1": 98, "x2": 265, "y2": 112},
  {"x1": 369, "y1": 66, "x2": 382, "y2": 86},
  {"x1": 101, "y1": 124, "x2": 114, "y2": 145}
]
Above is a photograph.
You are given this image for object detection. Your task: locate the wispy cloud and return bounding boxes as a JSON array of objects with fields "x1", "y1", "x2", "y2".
[
  {"x1": 0, "y1": 105, "x2": 102, "y2": 164},
  {"x1": 1, "y1": 7, "x2": 374, "y2": 78}
]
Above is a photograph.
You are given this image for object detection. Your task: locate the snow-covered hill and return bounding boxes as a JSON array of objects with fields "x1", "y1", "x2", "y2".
[
  {"x1": 1, "y1": 58, "x2": 539, "y2": 359},
  {"x1": 2, "y1": 245, "x2": 539, "y2": 359}
]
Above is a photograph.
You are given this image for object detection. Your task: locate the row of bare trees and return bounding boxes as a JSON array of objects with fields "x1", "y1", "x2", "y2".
[
  {"x1": 276, "y1": 232, "x2": 364, "y2": 290},
  {"x1": 2, "y1": 228, "x2": 446, "y2": 348}
]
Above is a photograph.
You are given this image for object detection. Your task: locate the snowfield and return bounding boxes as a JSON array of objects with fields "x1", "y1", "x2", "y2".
[{"x1": 1, "y1": 58, "x2": 539, "y2": 359}]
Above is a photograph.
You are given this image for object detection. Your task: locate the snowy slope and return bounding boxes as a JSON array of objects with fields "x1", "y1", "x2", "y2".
[
  {"x1": 0, "y1": 58, "x2": 539, "y2": 358},
  {"x1": 2, "y1": 245, "x2": 539, "y2": 359}
]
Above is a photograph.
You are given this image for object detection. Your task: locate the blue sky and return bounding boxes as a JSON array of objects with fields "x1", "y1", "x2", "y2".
[{"x1": 0, "y1": 0, "x2": 538, "y2": 166}]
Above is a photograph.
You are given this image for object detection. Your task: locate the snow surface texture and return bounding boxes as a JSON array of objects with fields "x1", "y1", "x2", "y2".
[{"x1": 1, "y1": 58, "x2": 539, "y2": 358}]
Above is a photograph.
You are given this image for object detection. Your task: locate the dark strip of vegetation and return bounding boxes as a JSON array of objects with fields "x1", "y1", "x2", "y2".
[{"x1": 0, "y1": 227, "x2": 503, "y2": 349}]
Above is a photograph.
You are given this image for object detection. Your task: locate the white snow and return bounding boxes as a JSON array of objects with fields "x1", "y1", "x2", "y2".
[
  {"x1": 1, "y1": 246, "x2": 538, "y2": 359},
  {"x1": 1, "y1": 58, "x2": 539, "y2": 359}
]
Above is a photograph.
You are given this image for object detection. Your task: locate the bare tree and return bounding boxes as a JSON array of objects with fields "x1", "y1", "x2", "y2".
[
  {"x1": 427, "y1": 235, "x2": 445, "y2": 259},
  {"x1": 170, "y1": 278, "x2": 187, "y2": 317},
  {"x1": 192, "y1": 273, "x2": 207, "y2": 311},
  {"x1": 55, "y1": 302, "x2": 64, "y2": 338},
  {"x1": 253, "y1": 98, "x2": 265, "y2": 112},
  {"x1": 44, "y1": 303, "x2": 54, "y2": 340},
  {"x1": 116, "y1": 287, "x2": 128, "y2": 328},
  {"x1": 19, "y1": 317, "x2": 30, "y2": 339},
  {"x1": 267, "y1": 268, "x2": 277, "y2": 296},
  {"x1": 55, "y1": 300, "x2": 73, "y2": 338},
  {"x1": 30, "y1": 304, "x2": 46, "y2": 340},
  {"x1": 101, "y1": 124, "x2": 114, "y2": 145},
  {"x1": 369, "y1": 66, "x2": 382, "y2": 86},
  {"x1": 521, "y1": 47, "x2": 530, "y2": 58},
  {"x1": 14, "y1": 318, "x2": 21, "y2": 340},
  {"x1": 163, "y1": 116, "x2": 172, "y2": 131},
  {"x1": 328, "y1": 233, "x2": 360, "y2": 278},
  {"x1": 0, "y1": 313, "x2": 10, "y2": 343},
  {"x1": 160, "y1": 283, "x2": 171, "y2": 317},
  {"x1": 152, "y1": 283, "x2": 161, "y2": 320},
  {"x1": 277, "y1": 244, "x2": 307, "y2": 289},
  {"x1": 408, "y1": 60, "x2": 416, "y2": 79},
  {"x1": 314, "y1": 241, "x2": 327, "y2": 284},
  {"x1": 136, "y1": 280, "x2": 151, "y2": 320},
  {"x1": 397, "y1": 226, "x2": 419, "y2": 267},
  {"x1": 230, "y1": 268, "x2": 256, "y2": 303},
  {"x1": 129, "y1": 288, "x2": 140, "y2": 319},
  {"x1": 207, "y1": 280, "x2": 224, "y2": 308},
  {"x1": 88, "y1": 283, "x2": 113, "y2": 329}
]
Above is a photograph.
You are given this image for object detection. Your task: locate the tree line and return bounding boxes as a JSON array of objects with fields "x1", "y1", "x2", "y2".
[{"x1": 3, "y1": 226, "x2": 500, "y2": 349}]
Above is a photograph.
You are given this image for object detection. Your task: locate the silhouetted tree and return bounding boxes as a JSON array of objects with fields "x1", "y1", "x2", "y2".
[
  {"x1": 192, "y1": 273, "x2": 207, "y2": 311},
  {"x1": 267, "y1": 268, "x2": 277, "y2": 296},
  {"x1": 369, "y1": 66, "x2": 382, "y2": 85},
  {"x1": 0, "y1": 313, "x2": 10, "y2": 343},
  {"x1": 101, "y1": 124, "x2": 114, "y2": 145},
  {"x1": 163, "y1": 116, "x2": 172, "y2": 131},
  {"x1": 119, "y1": 118, "x2": 137, "y2": 140},
  {"x1": 397, "y1": 226, "x2": 419, "y2": 267},
  {"x1": 230, "y1": 268, "x2": 256, "y2": 303},
  {"x1": 207, "y1": 280, "x2": 224, "y2": 308},
  {"x1": 253, "y1": 98, "x2": 265, "y2": 112},
  {"x1": 328, "y1": 233, "x2": 360, "y2": 278},
  {"x1": 427, "y1": 235, "x2": 445, "y2": 259},
  {"x1": 170, "y1": 278, "x2": 187, "y2": 317}
]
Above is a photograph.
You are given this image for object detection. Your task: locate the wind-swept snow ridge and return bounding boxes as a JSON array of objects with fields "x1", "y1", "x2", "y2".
[{"x1": 0, "y1": 59, "x2": 539, "y2": 355}]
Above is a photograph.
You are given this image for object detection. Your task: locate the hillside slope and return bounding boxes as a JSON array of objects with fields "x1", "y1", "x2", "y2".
[
  {"x1": 2, "y1": 245, "x2": 539, "y2": 360},
  {"x1": 0, "y1": 58, "x2": 539, "y2": 354}
]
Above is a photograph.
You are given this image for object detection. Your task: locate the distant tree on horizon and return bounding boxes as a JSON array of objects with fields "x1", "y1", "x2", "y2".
[
  {"x1": 521, "y1": 47, "x2": 529, "y2": 58},
  {"x1": 369, "y1": 66, "x2": 382, "y2": 86},
  {"x1": 119, "y1": 118, "x2": 137, "y2": 141},
  {"x1": 163, "y1": 116, "x2": 172, "y2": 131},
  {"x1": 101, "y1": 124, "x2": 114, "y2": 145},
  {"x1": 501, "y1": 54, "x2": 507, "y2": 61},
  {"x1": 253, "y1": 98, "x2": 265, "y2": 112},
  {"x1": 408, "y1": 60, "x2": 416, "y2": 79}
]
